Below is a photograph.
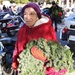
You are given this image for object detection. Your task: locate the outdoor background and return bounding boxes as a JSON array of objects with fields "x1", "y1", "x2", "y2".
[{"x1": 0, "y1": 0, "x2": 75, "y2": 4}]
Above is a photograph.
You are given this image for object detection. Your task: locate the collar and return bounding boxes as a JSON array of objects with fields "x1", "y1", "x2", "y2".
[{"x1": 33, "y1": 15, "x2": 50, "y2": 27}]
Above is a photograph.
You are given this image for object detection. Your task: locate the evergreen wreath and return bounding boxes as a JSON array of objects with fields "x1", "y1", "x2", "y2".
[{"x1": 18, "y1": 38, "x2": 74, "y2": 75}]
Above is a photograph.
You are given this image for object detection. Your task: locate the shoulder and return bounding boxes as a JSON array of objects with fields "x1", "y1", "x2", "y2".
[{"x1": 18, "y1": 24, "x2": 26, "y2": 33}]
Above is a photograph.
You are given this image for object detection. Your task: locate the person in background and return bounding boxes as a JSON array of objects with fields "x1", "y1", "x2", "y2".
[
  {"x1": 3, "y1": 5, "x2": 7, "y2": 12},
  {"x1": 8, "y1": 3, "x2": 18, "y2": 15},
  {"x1": 49, "y1": 1, "x2": 62, "y2": 32},
  {"x1": 12, "y1": 2, "x2": 57, "y2": 70}
]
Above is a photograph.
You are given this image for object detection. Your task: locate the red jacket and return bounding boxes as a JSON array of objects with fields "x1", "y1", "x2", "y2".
[{"x1": 12, "y1": 15, "x2": 57, "y2": 62}]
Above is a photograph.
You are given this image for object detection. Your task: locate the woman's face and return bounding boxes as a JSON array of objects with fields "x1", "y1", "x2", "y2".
[{"x1": 23, "y1": 7, "x2": 39, "y2": 28}]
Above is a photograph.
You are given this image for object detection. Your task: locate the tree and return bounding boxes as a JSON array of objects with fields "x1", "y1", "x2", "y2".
[
  {"x1": 9, "y1": 0, "x2": 29, "y2": 3},
  {"x1": 0, "y1": 0, "x2": 2, "y2": 4}
]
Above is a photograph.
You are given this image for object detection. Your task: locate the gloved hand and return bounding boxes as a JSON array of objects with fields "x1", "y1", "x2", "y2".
[{"x1": 12, "y1": 61, "x2": 18, "y2": 70}]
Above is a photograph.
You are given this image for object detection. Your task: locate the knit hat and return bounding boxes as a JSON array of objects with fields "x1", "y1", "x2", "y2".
[{"x1": 21, "y1": 2, "x2": 41, "y2": 19}]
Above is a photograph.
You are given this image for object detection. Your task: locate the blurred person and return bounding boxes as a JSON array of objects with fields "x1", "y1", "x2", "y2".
[
  {"x1": 8, "y1": 3, "x2": 18, "y2": 15},
  {"x1": 49, "y1": 1, "x2": 62, "y2": 32},
  {"x1": 3, "y1": 5, "x2": 6, "y2": 11},
  {"x1": 11, "y1": 2, "x2": 57, "y2": 70}
]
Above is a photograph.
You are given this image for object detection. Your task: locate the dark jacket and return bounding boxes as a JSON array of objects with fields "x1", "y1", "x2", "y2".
[{"x1": 49, "y1": 5, "x2": 63, "y2": 18}]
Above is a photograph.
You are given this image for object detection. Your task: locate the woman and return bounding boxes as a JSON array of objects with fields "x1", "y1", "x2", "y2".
[{"x1": 12, "y1": 2, "x2": 57, "y2": 70}]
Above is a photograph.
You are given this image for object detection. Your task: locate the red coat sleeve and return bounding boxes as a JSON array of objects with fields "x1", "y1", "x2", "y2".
[{"x1": 12, "y1": 25, "x2": 27, "y2": 62}]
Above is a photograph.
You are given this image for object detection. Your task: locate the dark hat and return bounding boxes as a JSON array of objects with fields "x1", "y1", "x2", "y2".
[
  {"x1": 52, "y1": 1, "x2": 56, "y2": 5},
  {"x1": 21, "y1": 2, "x2": 41, "y2": 19}
]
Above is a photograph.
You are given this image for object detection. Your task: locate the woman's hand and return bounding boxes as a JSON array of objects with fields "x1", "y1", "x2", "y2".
[{"x1": 12, "y1": 61, "x2": 18, "y2": 70}]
